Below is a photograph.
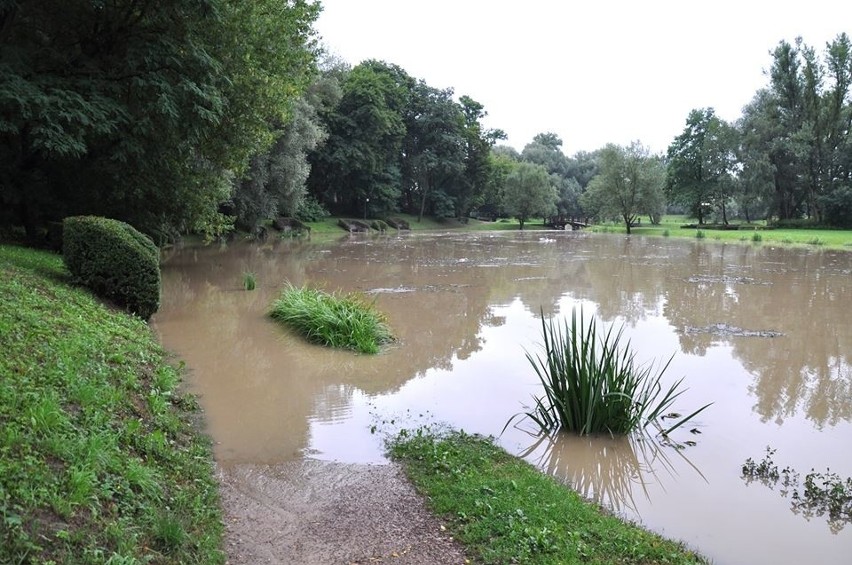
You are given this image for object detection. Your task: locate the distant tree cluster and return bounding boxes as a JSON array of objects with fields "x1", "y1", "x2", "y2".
[
  {"x1": 3, "y1": 7, "x2": 849, "y2": 243},
  {"x1": 667, "y1": 34, "x2": 852, "y2": 227}
]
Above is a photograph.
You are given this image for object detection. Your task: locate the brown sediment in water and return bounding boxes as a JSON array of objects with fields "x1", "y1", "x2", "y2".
[{"x1": 154, "y1": 233, "x2": 852, "y2": 565}]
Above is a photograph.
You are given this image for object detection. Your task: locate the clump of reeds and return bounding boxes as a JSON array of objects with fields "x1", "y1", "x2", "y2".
[
  {"x1": 243, "y1": 272, "x2": 257, "y2": 291},
  {"x1": 269, "y1": 284, "x2": 394, "y2": 354},
  {"x1": 517, "y1": 308, "x2": 709, "y2": 436}
]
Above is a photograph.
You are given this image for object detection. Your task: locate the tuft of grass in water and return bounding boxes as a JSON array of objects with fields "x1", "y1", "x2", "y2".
[
  {"x1": 807, "y1": 237, "x2": 825, "y2": 246},
  {"x1": 391, "y1": 429, "x2": 708, "y2": 564},
  {"x1": 243, "y1": 271, "x2": 256, "y2": 290},
  {"x1": 695, "y1": 230, "x2": 705, "y2": 239},
  {"x1": 512, "y1": 308, "x2": 709, "y2": 436},
  {"x1": 662, "y1": 228, "x2": 670, "y2": 237},
  {"x1": 0, "y1": 244, "x2": 224, "y2": 564},
  {"x1": 752, "y1": 232, "x2": 763, "y2": 242},
  {"x1": 270, "y1": 283, "x2": 394, "y2": 354}
]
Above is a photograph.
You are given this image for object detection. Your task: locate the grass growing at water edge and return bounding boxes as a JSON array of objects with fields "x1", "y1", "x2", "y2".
[
  {"x1": 513, "y1": 308, "x2": 710, "y2": 436},
  {"x1": 269, "y1": 283, "x2": 394, "y2": 354},
  {"x1": 0, "y1": 244, "x2": 223, "y2": 563},
  {"x1": 390, "y1": 429, "x2": 707, "y2": 564},
  {"x1": 243, "y1": 271, "x2": 257, "y2": 290}
]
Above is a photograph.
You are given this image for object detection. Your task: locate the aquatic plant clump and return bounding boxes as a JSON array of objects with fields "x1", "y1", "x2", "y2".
[
  {"x1": 270, "y1": 284, "x2": 394, "y2": 354},
  {"x1": 517, "y1": 308, "x2": 709, "y2": 436}
]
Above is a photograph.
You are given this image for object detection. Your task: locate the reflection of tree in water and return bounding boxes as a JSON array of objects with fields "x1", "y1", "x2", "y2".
[
  {"x1": 157, "y1": 234, "x2": 852, "y2": 461},
  {"x1": 517, "y1": 431, "x2": 705, "y2": 516},
  {"x1": 563, "y1": 238, "x2": 852, "y2": 428},
  {"x1": 661, "y1": 245, "x2": 852, "y2": 427}
]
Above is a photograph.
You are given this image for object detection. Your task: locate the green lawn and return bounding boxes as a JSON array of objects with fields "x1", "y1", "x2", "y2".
[
  {"x1": 594, "y1": 215, "x2": 852, "y2": 250},
  {"x1": 0, "y1": 244, "x2": 224, "y2": 564},
  {"x1": 391, "y1": 429, "x2": 707, "y2": 565}
]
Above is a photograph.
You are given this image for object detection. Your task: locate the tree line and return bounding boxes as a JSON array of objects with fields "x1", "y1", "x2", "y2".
[{"x1": 2, "y1": 2, "x2": 850, "y2": 242}]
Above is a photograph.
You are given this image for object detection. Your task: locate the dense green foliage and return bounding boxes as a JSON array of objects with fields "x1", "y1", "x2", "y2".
[
  {"x1": 0, "y1": 0, "x2": 320, "y2": 241},
  {"x1": 667, "y1": 108, "x2": 738, "y2": 224},
  {"x1": 391, "y1": 430, "x2": 707, "y2": 564},
  {"x1": 518, "y1": 309, "x2": 708, "y2": 436},
  {"x1": 62, "y1": 216, "x2": 161, "y2": 320},
  {"x1": 270, "y1": 284, "x2": 394, "y2": 354},
  {"x1": 583, "y1": 143, "x2": 666, "y2": 233},
  {"x1": 667, "y1": 34, "x2": 852, "y2": 227},
  {"x1": 306, "y1": 60, "x2": 505, "y2": 221},
  {"x1": 0, "y1": 244, "x2": 223, "y2": 563},
  {"x1": 500, "y1": 162, "x2": 558, "y2": 230}
]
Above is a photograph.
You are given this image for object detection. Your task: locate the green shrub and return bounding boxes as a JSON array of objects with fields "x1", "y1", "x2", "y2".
[{"x1": 62, "y1": 216, "x2": 161, "y2": 320}]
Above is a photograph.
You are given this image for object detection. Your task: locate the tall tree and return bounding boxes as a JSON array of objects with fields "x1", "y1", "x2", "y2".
[
  {"x1": 666, "y1": 108, "x2": 737, "y2": 224},
  {"x1": 583, "y1": 142, "x2": 665, "y2": 234},
  {"x1": 400, "y1": 83, "x2": 466, "y2": 221},
  {"x1": 455, "y1": 95, "x2": 505, "y2": 220},
  {"x1": 501, "y1": 162, "x2": 558, "y2": 230},
  {"x1": 231, "y1": 97, "x2": 328, "y2": 232},
  {"x1": 0, "y1": 0, "x2": 320, "y2": 240},
  {"x1": 307, "y1": 60, "x2": 411, "y2": 217}
]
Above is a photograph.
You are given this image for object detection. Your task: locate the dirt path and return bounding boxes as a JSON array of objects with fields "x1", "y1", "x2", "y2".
[{"x1": 218, "y1": 459, "x2": 470, "y2": 564}]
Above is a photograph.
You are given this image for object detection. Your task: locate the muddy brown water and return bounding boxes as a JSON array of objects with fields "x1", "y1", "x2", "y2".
[{"x1": 153, "y1": 231, "x2": 852, "y2": 565}]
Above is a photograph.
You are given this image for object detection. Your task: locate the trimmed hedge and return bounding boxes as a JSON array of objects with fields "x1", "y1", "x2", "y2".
[{"x1": 62, "y1": 216, "x2": 161, "y2": 320}]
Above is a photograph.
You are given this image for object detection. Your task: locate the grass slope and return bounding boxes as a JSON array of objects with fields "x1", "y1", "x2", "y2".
[
  {"x1": 0, "y1": 244, "x2": 223, "y2": 564},
  {"x1": 391, "y1": 430, "x2": 707, "y2": 565}
]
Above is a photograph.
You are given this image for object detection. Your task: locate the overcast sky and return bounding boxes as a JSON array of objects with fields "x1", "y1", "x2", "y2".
[{"x1": 314, "y1": 1, "x2": 852, "y2": 156}]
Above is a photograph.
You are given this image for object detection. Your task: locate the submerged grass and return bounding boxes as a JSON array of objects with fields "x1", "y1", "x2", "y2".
[
  {"x1": 391, "y1": 429, "x2": 707, "y2": 564},
  {"x1": 0, "y1": 244, "x2": 223, "y2": 564},
  {"x1": 516, "y1": 308, "x2": 709, "y2": 436},
  {"x1": 269, "y1": 283, "x2": 394, "y2": 354}
]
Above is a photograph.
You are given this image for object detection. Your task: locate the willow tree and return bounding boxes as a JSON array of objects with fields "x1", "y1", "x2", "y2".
[{"x1": 583, "y1": 143, "x2": 665, "y2": 234}]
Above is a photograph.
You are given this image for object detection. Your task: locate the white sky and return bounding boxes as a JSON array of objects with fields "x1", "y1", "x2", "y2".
[{"x1": 314, "y1": 0, "x2": 851, "y2": 156}]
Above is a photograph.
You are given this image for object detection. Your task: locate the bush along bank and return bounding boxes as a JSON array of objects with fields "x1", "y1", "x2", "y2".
[{"x1": 0, "y1": 244, "x2": 224, "y2": 564}]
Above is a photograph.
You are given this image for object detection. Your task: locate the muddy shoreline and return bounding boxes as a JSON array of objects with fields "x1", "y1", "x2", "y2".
[{"x1": 218, "y1": 459, "x2": 468, "y2": 564}]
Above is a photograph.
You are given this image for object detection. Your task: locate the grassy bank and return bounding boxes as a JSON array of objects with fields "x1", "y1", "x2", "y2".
[
  {"x1": 0, "y1": 244, "x2": 223, "y2": 564},
  {"x1": 391, "y1": 430, "x2": 706, "y2": 565},
  {"x1": 594, "y1": 216, "x2": 852, "y2": 250},
  {"x1": 306, "y1": 213, "x2": 523, "y2": 236}
]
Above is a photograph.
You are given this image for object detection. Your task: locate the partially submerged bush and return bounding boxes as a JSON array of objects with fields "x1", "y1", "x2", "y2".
[
  {"x1": 514, "y1": 308, "x2": 709, "y2": 436},
  {"x1": 269, "y1": 284, "x2": 393, "y2": 354},
  {"x1": 63, "y1": 216, "x2": 161, "y2": 320}
]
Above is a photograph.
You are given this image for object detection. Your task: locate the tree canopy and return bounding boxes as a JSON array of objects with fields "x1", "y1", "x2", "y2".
[
  {"x1": 583, "y1": 143, "x2": 665, "y2": 233},
  {"x1": 0, "y1": 0, "x2": 320, "y2": 240}
]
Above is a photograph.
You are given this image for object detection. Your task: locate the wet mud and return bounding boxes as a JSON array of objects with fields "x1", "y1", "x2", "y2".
[{"x1": 219, "y1": 460, "x2": 467, "y2": 564}]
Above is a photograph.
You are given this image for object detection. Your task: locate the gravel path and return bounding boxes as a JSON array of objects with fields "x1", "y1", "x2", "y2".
[{"x1": 218, "y1": 460, "x2": 470, "y2": 564}]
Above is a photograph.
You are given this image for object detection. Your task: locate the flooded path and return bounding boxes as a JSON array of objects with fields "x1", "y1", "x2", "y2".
[{"x1": 154, "y1": 231, "x2": 852, "y2": 565}]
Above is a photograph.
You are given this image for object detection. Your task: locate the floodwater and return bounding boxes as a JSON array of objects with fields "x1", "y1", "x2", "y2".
[{"x1": 153, "y1": 231, "x2": 852, "y2": 565}]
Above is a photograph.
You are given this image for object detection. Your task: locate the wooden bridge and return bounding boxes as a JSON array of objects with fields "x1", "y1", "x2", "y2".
[{"x1": 547, "y1": 219, "x2": 591, "y2": 230}]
